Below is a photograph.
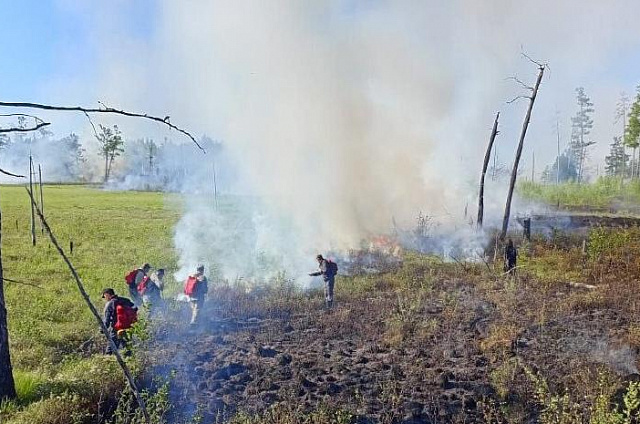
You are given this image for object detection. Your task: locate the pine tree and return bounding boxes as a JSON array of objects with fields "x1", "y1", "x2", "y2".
[
  {"x1": 605, "y1": 136, "x2": 629, "y2": 177},
  {"x1": 542, "y1": 151, "x2": 578, "y2": 183},
  {"x1": 625, "y1": 86, "x2": 640, "y2": 179},
  {"x1": 568, "y1": 87, "x2": 595, "y2": 183}
]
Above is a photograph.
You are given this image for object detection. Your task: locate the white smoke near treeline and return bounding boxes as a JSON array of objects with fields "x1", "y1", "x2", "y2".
[
  {"x1": 44, "y1": 0, "x2": 640, "y2": 281},
  {"x1": 0, "y1": 129, "x2": 89, "y2": 183}
]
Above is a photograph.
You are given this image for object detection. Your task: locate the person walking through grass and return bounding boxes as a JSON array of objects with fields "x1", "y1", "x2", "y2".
[
  {"x1": 309, "y1": 254, "x2": 338, "y2": 308},
  {"x1": 101, "y1": 288, "x2": 138, "y2": 354},
  {"x1": 184, "y1": 265, "x2": 208, "y2": 325}
]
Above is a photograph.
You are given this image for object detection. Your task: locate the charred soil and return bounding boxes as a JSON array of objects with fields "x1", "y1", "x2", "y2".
[{"x1": 147, "y1": 236, "x2": 640, "y2": 423}]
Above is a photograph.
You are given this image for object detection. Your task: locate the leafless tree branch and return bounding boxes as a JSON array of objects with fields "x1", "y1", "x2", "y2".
[
  {"x1": 82, "y1": 111, "x2": 100, "y2": 139},
  {"x1": 520, "y1": 46, "x2": 548, "y2": 70},
  {"x1": 0, "y1": 122, "x2": 51, "y2": 134},
  {"x1": 0, "y1": 101, "x2": 205, "y2": 153},
  {"x1": 25, "y1": 187, "x2": 151, "y2": 423},
  {"x1": 0, "y1": 113, "x2": 46, "y2": 123},
  {"x1": 506, "y1": 76, "x2": 534, "y2": 91},
  {"x1": 506, "y1": 95, "x2": 531, "y2": 104},
  {"x1": 0, "y1": 168, "x2": 25, "y2": 178}
]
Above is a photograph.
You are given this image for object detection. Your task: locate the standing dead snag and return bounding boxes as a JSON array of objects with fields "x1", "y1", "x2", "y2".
[
  {"x1": 501, "y1": 59, "x2": 546, "y2": 240},
  {"x1": 477, "y1": 112, "x2": 500, "y2": 229},
  {"x1": 26, "y1": 188, "x2": 150, "y2": 423}
]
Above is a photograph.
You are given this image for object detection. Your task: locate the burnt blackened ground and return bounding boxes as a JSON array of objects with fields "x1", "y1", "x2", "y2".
[{"x1": 146, "y1": 252, "x2": 640, "y2": 423}]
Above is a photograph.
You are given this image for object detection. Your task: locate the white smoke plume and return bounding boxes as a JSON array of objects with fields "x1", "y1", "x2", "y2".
[{"x1": 31, "y1": 1, "x2": 640, "y2": 280}]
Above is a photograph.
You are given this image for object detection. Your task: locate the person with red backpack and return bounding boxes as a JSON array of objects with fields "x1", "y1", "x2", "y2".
[
  {"x1": 101, "y1": 288, "x2": 138, "y2": 354},
  {"x1": 184, "y1": 265, "x2": 208, "y2": 325},
  {"x1": 124, "y1": 263, "x2": 151, "y2": 307},
  {"x1": 309, "y1": 254, "x2": 338, "y2": 308}
]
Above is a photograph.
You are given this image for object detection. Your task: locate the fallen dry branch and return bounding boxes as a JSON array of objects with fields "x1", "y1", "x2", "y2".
[
  {"x1": 3, "y1": 277, "x2": 43, "y2": 290},
  {"x1": 25, "y1": 187, "x2": 150, "y2": 423},
  {"x1": 0, "y1": 101, "x2": 204, "y2": 152}
]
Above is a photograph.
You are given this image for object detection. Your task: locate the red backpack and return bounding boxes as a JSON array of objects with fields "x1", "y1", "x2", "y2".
[
  {"x1": 184, "y1": 276, "x2": 198, "y2": 296},
  {"x1": 137, "y1": 275, "x2": 150, "y2": 295},
  {"x1": 125, "y1": 269, "x2": 139, "y2": 286},
  {"x1": 114, "y1": 300, "x2": 138, "y2": 331}
]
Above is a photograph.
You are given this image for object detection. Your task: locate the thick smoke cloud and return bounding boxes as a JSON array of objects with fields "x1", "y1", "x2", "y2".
[{"x1": 48, "y1": 1, "x2": 640, "y2": 280}]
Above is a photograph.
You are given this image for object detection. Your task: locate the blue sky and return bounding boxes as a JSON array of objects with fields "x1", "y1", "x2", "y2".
[
  {"x1": 1, "y1": 0, "x2": 640, "y2": 178},
  {"x1": 0, "y1": 1, "x2": 87, "y2": 99},
  {"x1": 0, "y1": 0, "x2": 156, "y2": 100}
]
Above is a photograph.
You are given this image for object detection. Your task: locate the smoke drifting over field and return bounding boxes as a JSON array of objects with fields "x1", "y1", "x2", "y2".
[{"x1": 56, "y1": 1, "x2": 640, "y2": 279}]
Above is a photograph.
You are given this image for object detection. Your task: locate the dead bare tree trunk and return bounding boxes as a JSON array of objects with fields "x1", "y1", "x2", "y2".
[
  {"x1": 501, "y1": 64, "x2": 545, "y2": 240},
  {"x1": 26, "y1": 188, "x2": 150, "y2": 423},
  {"x1": 0, "y1": 192, "x2": 17, "y2": 402},
  {"x1": 477, "y1": 112, "x2": 500, "y2": 229}
]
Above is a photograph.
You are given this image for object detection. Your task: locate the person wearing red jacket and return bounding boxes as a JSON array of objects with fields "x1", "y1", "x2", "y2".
[{"x1": 184, "y1": 265, "x2": 208, "y2": 325}]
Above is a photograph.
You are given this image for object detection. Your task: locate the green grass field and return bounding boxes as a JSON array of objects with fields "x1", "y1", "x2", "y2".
[
  {"x1": 518, "y1": 178, "x2": 640, "y2": 212},
  {"x1": 0, "y1": 185, "x2": 181, "y2": 423}
]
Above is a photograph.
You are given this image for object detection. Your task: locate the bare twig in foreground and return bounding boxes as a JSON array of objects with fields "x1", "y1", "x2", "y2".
[
  {"x1": 0, "y1": 122, "x2": 50, "y2": 133},
  {"x1": 0, "y1": 101, "x2": 204, "y2": 152},
  {"x1": 25, "y1": 188, "x2": 150, "y2": 423},
  {"x1": 0, "y1": 168, "x2": 25, "y2": 178}
]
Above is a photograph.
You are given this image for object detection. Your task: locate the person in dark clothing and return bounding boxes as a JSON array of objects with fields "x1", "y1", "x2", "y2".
[
  {"x1": 102, "y1": 288, "x2": 137, "y2": 354},
  {"x1": 185, "y1": 265, "x2": 208, "y2": 325},
  {"x1": 309, "y1": 254, "x2": 337, "y2": 308},
  {"x1": 504, "y1": 239, "x2": 517, "y2": 274},
  {"x1": 142, "y1": 268, "x2": 165, "y2": 308}
]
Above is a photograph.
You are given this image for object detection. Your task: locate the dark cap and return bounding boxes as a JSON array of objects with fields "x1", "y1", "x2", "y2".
[
  {"x1": 142, "y1": 263, "x2": 151, "y2": 271},
  {"x1": 101, "y1": 288, "x2": 115, "y2": 298},
  {"x1": 316, "y1": 254, "x2": 323, "y2": 260},
  {"x1": 196, "y1": 264, "x2": 205, "y2": 272}
]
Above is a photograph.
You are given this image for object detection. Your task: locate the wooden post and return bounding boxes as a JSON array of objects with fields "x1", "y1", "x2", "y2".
[
  {"x1": 212, "y1": 161, "x2": 219, "y2": 210},
  {"x1": 38, "y1": 165, "x2": 44, "y2": 234},
  {"x1": 477, "y1": 112, "x2": 500, "y2": 228},
  {"x1": 29, "y1": 156, "x2": 36, "y2": 246},
  {"x1": 556, "y1": 114, "x2": 561, "y2": 186},
  {"x1": 501, "y1": 65, "x2": 545, "y2": 240}
]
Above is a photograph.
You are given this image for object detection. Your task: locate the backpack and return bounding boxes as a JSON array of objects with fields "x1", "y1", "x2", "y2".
[
  {"x1": 326, "y1": 259, "x2": 338, "y2": 277},
  {"x1": 114, "y1": 300, "x2": 138, "y2": 331},
  {"x1": 136, "y1": 275, "x2": 150, "y2": 295},
  {"x1": 184, "y1": 276, "x2": 198, "y2": 296},
  {"x1": 125, "y1": 269, "x2": 139, "y2": 286}
]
